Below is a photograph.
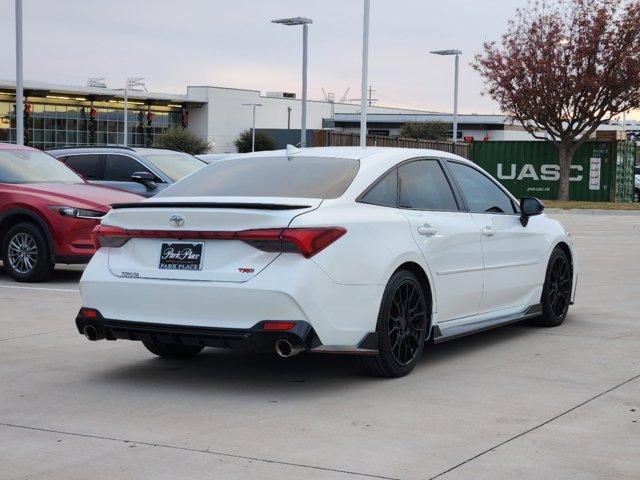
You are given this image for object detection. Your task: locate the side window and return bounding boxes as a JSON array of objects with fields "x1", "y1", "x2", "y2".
[
  {"x1": 64, "y1": 154, "x2": 102, "y2": 180},
  {"x1": 448, "y1": 162, "x2": 516, "y2": 214},
  {"x1": 104, "y1": 155, "x2": 151, "y2": 182},
  {"x1": 360, "y1": 169, "x2": 398, "y2": 207},
  {"x1": 398, "y1": 160, "x2": 458, "y2": 211}
]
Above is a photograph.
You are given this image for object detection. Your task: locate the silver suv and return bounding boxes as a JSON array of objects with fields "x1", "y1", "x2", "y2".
[{"x1": 47, "y1": 147, "x2": 204, "y2": 197}]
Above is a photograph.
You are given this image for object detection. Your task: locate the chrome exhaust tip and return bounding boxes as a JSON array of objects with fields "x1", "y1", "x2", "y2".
[
  {"x1": 83, "y1": 324, "x2": 99, "y2": 341},
  {"x1": 275, "y1": 338, "x2": 304, "y2": 358}
]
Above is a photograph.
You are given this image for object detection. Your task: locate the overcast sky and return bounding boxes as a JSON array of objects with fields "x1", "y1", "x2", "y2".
[{"x1": 2, "y1": 0, "x2": 530, "y2": 113}]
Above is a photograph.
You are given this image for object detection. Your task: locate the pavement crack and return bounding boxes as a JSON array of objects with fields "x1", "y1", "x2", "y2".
[
  {"x1": 428, "y1": 373, "x2": 640, "y2": 479},
  {"x1": 0, "y1": 422, "x2": 401, "y2": 480},
  {"x1": 0, "y1": 329, "x2": 70, "y2": 342}
]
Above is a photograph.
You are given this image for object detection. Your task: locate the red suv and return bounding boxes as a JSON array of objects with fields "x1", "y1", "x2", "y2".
[{"x1": 0, "y1": 144, "x2": 142, "y2": 282}]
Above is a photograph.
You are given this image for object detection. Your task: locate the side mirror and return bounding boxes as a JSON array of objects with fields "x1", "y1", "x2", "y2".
[
  {"x1": 519, "y1": 197, "x2": 544, "y2": 226},
  {"x1": 131, "y1": 171, "x2": 157, "y2": 190}
]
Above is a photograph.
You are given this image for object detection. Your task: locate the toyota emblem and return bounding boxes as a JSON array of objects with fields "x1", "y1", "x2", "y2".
[{"x1": 169, "y1": 214, "x2": 185, "y2": 227}]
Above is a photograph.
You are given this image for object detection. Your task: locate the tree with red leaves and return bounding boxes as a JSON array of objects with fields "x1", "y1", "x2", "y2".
[{"x1": 473, "y1": 0, "x2": 640, "y2": 200}]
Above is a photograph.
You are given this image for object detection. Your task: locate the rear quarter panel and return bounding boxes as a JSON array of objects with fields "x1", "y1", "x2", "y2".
[{"x1": 290, "y1": 202, "x2": 433, "y2": 289}]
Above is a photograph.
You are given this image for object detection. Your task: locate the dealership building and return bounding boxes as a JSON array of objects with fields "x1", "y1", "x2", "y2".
[
  {"x1": 0, "y1": 80, "x2": 431, "y2": 152},
  {"x1": 2, "y1": 79, "x2": 635, "y2": 152}
]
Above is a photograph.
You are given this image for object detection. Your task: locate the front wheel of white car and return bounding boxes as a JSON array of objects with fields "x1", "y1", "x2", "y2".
[
  {"x1": 358, "y1": 270, "x2": 428, "y2": 378},
  {"x1": 143, "y1": 340, "x2": 204, "y2": 358},
  {"x1": 534, "y1": 248, "x2": 572, "y2": 327}
]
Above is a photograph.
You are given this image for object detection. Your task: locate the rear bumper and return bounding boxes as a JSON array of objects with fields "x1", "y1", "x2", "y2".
[
  {"x1": 76, "y1": 310, "x2": 319, "y2": 352},
  {"x1": 80, "y1": 250, "x2": 384, "y2": 347},
  {"x1": 75, "y1": 310, "x2": 378, "y2": 354}
]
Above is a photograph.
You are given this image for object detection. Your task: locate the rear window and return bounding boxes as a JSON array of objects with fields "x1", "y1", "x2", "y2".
[{"x1": 159, "y1": 156, "x2": 360, "y2": 199}]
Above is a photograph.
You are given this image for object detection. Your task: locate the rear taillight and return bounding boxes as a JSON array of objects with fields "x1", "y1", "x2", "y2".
[
  {"x1": 91, "y1": 225, "x2": 346, "y2": 258},
  {"x1": 91, "y1": 225, "x2": 130, "y2": 249},
  {"x1": 237, "y1": 228, "x2": 346, "y2": 258},
  {"x1": 280, "y1": 228, "x2": 346, "y2": 258}
]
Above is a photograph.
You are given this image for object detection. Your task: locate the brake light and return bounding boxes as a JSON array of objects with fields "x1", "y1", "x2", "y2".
[
  {"x1": 281, "y1": 228, "x2": 346, "y2": 258},
  {"x1": 237, "y1": 228, "x2": 346, "y2": 258},
  {"x1": 91, "y1": 225, "x2": 130, "y2": 248},
  {"x1": 91, "y1": 225, "x2": 346, "y2": 257}
]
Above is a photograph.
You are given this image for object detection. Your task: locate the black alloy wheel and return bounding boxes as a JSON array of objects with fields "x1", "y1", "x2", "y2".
[
  {"x1": 359, "y1": 270, "x2": 428, "y2": 377},
  {"x1": 535, "y1": 248, "x2": 572, "y2": 327}
]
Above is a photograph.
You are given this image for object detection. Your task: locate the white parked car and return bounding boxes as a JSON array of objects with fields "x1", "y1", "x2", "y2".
[{"x1": 77, "y1": 147, "x2": 577, "y2": 377}]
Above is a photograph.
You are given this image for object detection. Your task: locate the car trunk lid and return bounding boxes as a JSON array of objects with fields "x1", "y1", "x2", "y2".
[{"x1": 104, "y1": 197, "x2": 321, "y2": 282}]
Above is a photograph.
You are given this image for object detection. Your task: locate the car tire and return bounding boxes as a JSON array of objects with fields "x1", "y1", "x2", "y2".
[
  {"x1": 533, "y1": 248, "x2": 572, "y2": 327},
  {"x1": 2, "y1": 222, "x2": 54, "y2": 283},
  {"x1": 142, "y1": 340, "x2": 204, "y2": 358},
  {"x1": 358, "y1": 270, "x2": 428, "y2": 378}
]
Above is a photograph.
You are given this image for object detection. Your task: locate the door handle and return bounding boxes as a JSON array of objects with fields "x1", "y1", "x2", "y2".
[
  {"x1": 417, "y1": 225, "x2": 437, "y2": 236},
  {"x1": 481, "y1": 226, "x2": 496, "y2": 237}
]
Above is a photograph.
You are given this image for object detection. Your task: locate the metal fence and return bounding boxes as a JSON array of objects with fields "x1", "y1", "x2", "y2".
[{"x1": 313, "y1": 131, "x2": 472, "y2": 159}]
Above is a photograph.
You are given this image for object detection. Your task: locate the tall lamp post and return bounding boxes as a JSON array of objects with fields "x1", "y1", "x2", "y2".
[
  {"x1": 360, "y1": 0, "x2": 370, "y2": 148},
  {"x1": 123, "y1": 77, "x2": 145, "y2": 147},
  {"x1": 242, "y1": 103, "x2": 262, "y2": 152},
  {"x1": 430, "y1": 49, "x2": 462, "y2": 145},
  {"x1": 272, "y1": 17, "x2": 313, "y2": 148},
  {"x1": 15, "y1": 0, "x2": 23, "y2": 146}
]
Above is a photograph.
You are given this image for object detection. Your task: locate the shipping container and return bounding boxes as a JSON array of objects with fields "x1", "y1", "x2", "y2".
[
  {"x1": 613, "y1": 141, "x2": 636, "y2": 203},
  {"x1": 470, "y1": 141, "x2": 634, "y2": 202}
]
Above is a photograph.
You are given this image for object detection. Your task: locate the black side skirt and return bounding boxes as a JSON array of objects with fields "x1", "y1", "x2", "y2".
[{"x1": 432, "y1": 304, "x2": 543, "y2": 343}]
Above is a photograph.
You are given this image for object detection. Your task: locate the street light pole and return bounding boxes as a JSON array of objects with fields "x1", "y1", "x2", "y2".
[
  {"x1": 360, "y1": 0, "x2": 370, "y2": 148},
  {"x1": 123, "y1": 82, "x2": 129, "y2": 146},
  {"x1": 15, "y1": 0, "x2": 23, "y2": 146},
  {"x1": 272, "y1": 17, "x2": 313, "y2": 148},
  {"x1": 301, "y1": 23, "x2": 308, "y2": 147},
  {"x1": 242, "y1": 103, "x2": 262, "y2": 152},
  {"x1": 453, "y1": 52, "x2": 460, "y2": 145},
  {"x1": 430, "y1": 49, "x2": 462, "y2": 146}
]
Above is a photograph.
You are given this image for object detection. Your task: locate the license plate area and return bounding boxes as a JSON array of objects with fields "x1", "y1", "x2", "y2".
[{"x1": 159, "y1": 242, "x2": 204, "y2": 271}]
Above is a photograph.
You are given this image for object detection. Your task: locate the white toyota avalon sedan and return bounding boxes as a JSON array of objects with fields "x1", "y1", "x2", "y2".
[{"x1": 76, "y1": 147, "x2": 577, "y2": 377}]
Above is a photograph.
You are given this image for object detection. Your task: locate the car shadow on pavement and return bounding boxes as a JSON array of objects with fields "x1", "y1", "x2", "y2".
[
  {"x1": 0, "y1": 263, "x2": 84, "y2": 283},
  {"x1": 94, "y1": 323, "x2": 535, "y2": 395}
]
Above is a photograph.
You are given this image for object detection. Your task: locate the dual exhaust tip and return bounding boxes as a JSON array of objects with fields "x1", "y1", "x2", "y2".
[{"x1": 274, "y1": 338, "x2": 304, "y2": 358}]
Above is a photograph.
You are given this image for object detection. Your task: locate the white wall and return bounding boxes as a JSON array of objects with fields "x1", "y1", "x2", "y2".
[{"x1": 186, "y1": 86, "x2": 429, "y2": 153}]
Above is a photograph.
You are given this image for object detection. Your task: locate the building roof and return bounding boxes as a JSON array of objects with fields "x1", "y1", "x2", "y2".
[{"x1": 0, "y1": 79, "x2": 204, "y2": 107}]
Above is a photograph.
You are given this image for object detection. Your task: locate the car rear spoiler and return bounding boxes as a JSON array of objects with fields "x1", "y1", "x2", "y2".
[{"x1": 110, "y1": 202, "x2": 312, "y2": 211}]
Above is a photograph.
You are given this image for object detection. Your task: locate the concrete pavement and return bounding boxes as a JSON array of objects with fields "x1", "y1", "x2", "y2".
[{"x1": 0, "y1": 212, "x2": 638, "y2": 479}]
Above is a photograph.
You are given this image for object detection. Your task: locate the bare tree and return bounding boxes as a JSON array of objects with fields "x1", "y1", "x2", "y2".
[{"x1": 473, "y1": 0, "x2": 640, "y2": 200}]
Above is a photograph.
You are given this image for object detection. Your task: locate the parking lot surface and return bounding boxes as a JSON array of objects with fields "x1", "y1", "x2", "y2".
[{"x1": 1, "y1": 212, "x2": 639, "y2": 480}]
